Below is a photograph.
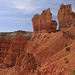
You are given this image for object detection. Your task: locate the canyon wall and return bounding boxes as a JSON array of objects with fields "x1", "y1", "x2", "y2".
[
  {"x1": 32, "y1": 8, "x2": 57, "y2": 33},
  {"x1": 57, "y1": 4, "x2": 75, "y2": 29}
]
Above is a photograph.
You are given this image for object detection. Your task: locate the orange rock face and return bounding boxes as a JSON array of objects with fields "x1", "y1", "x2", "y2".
[
  {"x1": 3, "y1": 32, "x2": 27, "y2": 67},
  {"x1": 0, "y1": 37, "x2": 10, "y2": 63},
  {"x1": 15, "y1": 52, "x2": 37, "y2": 75},
  {"x1": 32, "y1": 8, "x2": 57, "y2": 33},
  {"x1": 10, "y1": 32, "x2": 26, "y2": 51},
  {"x1": 57, "y1": 4, "x2": 75, "y2": 29}
]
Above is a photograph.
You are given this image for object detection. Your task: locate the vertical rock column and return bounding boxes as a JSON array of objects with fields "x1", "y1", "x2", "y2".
[
  {"x1": 32, "y1": 8, "x2": 57, "y2": 33},
  {"x1": 57, "y1": 4, "x2": 75, "y2": 29}
]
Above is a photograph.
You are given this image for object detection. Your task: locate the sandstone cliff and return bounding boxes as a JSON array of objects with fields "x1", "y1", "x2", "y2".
[
  {"x1": 32, "y1": 8, "x2": 57, "y2": 33},
  {"x1": 57, "y1": 4, "x2": 75, "y2": 29}
]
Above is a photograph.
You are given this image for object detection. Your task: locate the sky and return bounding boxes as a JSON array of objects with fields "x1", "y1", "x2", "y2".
[{"x1": 0, "y1": 0, "x2": 75, "y2": 32}]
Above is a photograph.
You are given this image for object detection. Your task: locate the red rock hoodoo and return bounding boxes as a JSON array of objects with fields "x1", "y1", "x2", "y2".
[
  {"x1": 57, "y1": 4, "x2": 75, "y2": 29},
  {"x1": 32, "y1": 8, "x2": 57, "y2": 33},
  {"x1": 3, "y1": 32, "x2": 27, "y2": 67}
]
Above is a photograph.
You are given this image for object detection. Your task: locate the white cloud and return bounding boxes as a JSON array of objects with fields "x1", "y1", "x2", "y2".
[
  {"x1": 12, "y1": 0, "x2": 39, "y2": 13},
  {"x1": 12, "y1": 0, "x2": 53, "y2": 14}
]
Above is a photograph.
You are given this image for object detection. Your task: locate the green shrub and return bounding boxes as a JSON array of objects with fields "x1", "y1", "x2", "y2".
[
  {"x1": 72, "y1": 70, "x2": 75, "y2": 75},
  {"x1": 64, "y1": 58, "x2": 67, "y2": 60},
  {"x1": 65, "y1": 43, "x2": 68, "y2": 47},
  {"x1": 64, "y1": 58, "x2": 69, "y2": 63}
]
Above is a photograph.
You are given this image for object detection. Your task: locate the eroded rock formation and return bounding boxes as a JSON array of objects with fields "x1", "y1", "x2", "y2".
[
  {"x1": 57, "y1": 4, "x2": 75, "y2": 29},
  {"x1": 15, "y1": 52, "x2": 37, "y2": 75},
  {"x1": 32, "y1": 8, "x2": 57, "y2": 33},
  {"x1": 3, "y1": 32, "x2": 27, "y2": 67},
  {"x1": 0, "y1": 37, "x2": 10, "y2": 63},
  {"x1": 0, "y1": 4, "x2": 75, "y2": 75}
]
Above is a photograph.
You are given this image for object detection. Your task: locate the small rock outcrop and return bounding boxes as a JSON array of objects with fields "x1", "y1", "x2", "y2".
[
  {"x1": 32, "y1": 8, "x2": 57, "y2": 33},
  {"x1": 57, "y1": 4, "x2": 75, "y2": 29}
]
